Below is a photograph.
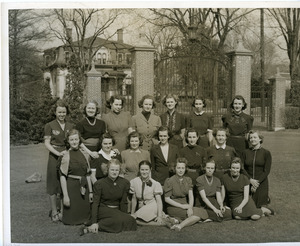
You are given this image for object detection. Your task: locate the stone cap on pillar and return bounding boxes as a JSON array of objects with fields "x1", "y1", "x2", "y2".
[
  {"x1": 129, "y1": 46, "x2": 156, "y2": 53},
  {"x1": 86, "y1": 60, "x2": 102, "y2": 77},
  {"x1": 226, "y1": 40, "x2": 253, "y2": 57}
]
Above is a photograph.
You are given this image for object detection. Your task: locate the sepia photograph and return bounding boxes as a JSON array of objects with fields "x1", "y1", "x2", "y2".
[{"x1": 2, "y1": 1, "x2": 300, "y2": 245}]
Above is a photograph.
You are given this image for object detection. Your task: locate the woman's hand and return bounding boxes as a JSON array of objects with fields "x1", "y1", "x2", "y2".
[
  {"x1": 234, "y1": 206, "x2": 243, "y2": 214},
  {"x1": 220, "y1": 205, "x2": 226, "y2": 214},
  {"x1": 63, "y1": 196, "x2": 70, "y2": 207},
  {"x1": 187, "y1": 208, "x2": 193, "y2": 217},
  {"x1": 112, "y1": 149, "x2": 120, "y2": 155},
  {"x1": 88, "y1": 223, "x2": 99, "y2": 233},
  {"x1": 89, "y1": 193, "x2": 93, "y2": 203},
  {"x1": 155, "y1": 216, "x2": 164, "y2": 225},
  {"x1": 58, "y1": 150, "x2": 66, "y2": 157},
  {"x1": 214, "y1": 208, "x2": 224, "y2": 217},
  {"x1": 90, "y1": 151, "x2": 99, "y2": 159},
  {"x1": 250, "y1": 178, "x2": 260, "y2": 189}
]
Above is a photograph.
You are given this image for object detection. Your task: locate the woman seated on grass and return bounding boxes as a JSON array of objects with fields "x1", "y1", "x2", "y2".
[
  {"x1": 164, "y1": 158, "x2": 209, "y2": 231},
  {"x1": 222, "y1": 157, "x2": 271, "y2": 220},
  {"x1": 81, "y1": 159, "x2": 137, "y2": 234},
  {"x1": 130, "y1": 160, "x2": 178, "y2": 227},
  {"x1": 59, "y1": 129, "x2": 93, "y2": 225},
  {"x1": 196, "y1": 159, "x2": 232, "y2": 222}
]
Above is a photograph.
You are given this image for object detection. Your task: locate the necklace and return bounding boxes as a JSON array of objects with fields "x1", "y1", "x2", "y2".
[
  {"x1": 205, "y1": 175, "x2": 213, "y2": 186},
  {"x1": 86, "y1": 117, "x2": 96, "y2": 126},
  {"x1": 231, "y1": 175, "x2": 240, "y2": 182}
]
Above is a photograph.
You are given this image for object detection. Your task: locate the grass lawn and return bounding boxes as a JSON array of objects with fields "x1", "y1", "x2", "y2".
[{"x1": 7, "y1": 130, "x2": 300, "y2": 244}]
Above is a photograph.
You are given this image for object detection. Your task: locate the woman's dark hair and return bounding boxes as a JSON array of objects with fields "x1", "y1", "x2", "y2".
[
  {"x1": 105, "y1": 95, "x2": 125, "y2": 109},
  {"x1": 65, "y1": 129, "x2": 82, "y2": 149},
  {"x1": 230, "y1": 157, "x2": 244, "y2": 170},
  {"x1": 212, "y1": 128, "x2": 229, "y2": 138},
  {"x1": 138, "y1": 160, "x2": 152, "y2": 170},
  {"x1": 155, "y1": 126, "x2": 173, "y2": 139},
  {"x1": 52, "y1": 99, "x2": 70, "y2": 116},
  {"x1": 248, "y1": 129, "x2": 264, "y2": 144},
  {"x1": 100, "y1": 133, "x2": 116, "y2": 147},
  {"x1": 138, "y1": 94, "x2": 156, "y2": 109},
  {"x1": 162, "y1": 94, "x2": 179, "y2": 108},
  {"x1": 192, "y1": 96, "x2": 206, "y2": 108},
  {"x1": 185, "y1": 128, "x2": 199, "y2": 144},
  {"x1": 83, "y1": 100, "x2": 100, "y2": 117},
  {"x1": 175, "y1": 157, "x2": 189, "y2": 174},
  {"x1": 230, "y1": 95, "x2": 247, "y2": 110},
  {"x1": 125, "y1": 131, "x2": 143, "y2": 149}
]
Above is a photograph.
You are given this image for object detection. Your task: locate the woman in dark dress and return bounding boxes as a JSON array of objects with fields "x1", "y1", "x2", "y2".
[
  {"x1": 222, "y1": 95, "x2": 253, "y2": 157},
  {"x1": 90, "y1": 133, "x2": 122, "y2": 184},
  {"x1": 242, "y1": 130, "x2": 274, "y2": 214},
  {"x1": 187, "y1": 96, "x2": 213, "y2": 148},
  {"x1": 164, "y1": 158, "x2": 208, "y2": 231},
  {"x1": 160, "y1": 94, "x2": 186, "y2": 148},
  {"x1": 59, "y1": 129, "x2": 93, "y2": 225},
  {"x1": 206, "y1": 128, "x2": 237, "y2": 179},
  {"x1": 44, "y1": 99, "x2": 74, "y2": 222},
  {"x1": 83, "y1": 159, "x2": 137, "y2": 234},
  {"x1": 222, "y1": 157, "x2": 264, "y2": 220},
  {"x1": 76, "y1": 100, "x2": 106, "y2": 152},
  {"x1": 196, "y1": 159, "x2": 232, "y2": 222}
]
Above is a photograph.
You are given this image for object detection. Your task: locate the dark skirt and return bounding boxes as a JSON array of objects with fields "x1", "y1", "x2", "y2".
[
  {"x1": 167, "y1": 198, "x2": 208, "y2": 221},
  {"x1": 230, "y1": 196, "x2": 262, "y2": 219},
  {"x1": 46, "y1": 148, "x2": 64, "y2": 195},
  {"x1": 205, "y1": 197, "x2": 232, "y2": 222},
  {"x1": 251, "y1": 178, "x2": 269, "y2": 208},
  {"x1": 62, "y1": 178, "x2": 91, "y2": 225},
  {"x1": 97, "y1": 206, "x2": 137, "y2": 233}
]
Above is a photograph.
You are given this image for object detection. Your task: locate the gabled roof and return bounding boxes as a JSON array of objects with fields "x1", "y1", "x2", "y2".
[{"x1": 75, "y1": 36, "x2": 133, "y2": 50}]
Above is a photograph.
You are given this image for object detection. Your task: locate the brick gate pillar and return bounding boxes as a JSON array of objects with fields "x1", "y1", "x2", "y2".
[
  {"x1": 86, "y1": 61, "x2": 102, "y2": 114},
  {"x1": 130, "y1": 46, "x2": 156, "y2": 115},
  {"x1": 226, "y1": 41, "x2": 253, "y2": 114},
  {"x1": 268, "y1": 71, "x2": 286, "y2": 131}
]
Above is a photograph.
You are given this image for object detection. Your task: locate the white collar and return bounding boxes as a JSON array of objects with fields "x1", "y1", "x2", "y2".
[
  {"x1": 130, "y1": 149, "x2": 142, "y2": 153},
  {"x1": 194, "y1": 111, "x2": 204, "y2": 116},
  {"x1": 98, "y1": 149, "x2": 116, "y2": 160},
  {"x1": 216, "y1": 144, "x2": 226, "y2": 150}
]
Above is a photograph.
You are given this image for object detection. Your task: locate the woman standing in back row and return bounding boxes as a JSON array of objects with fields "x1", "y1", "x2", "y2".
[
  {"x1": 222, "y1": 95, "x2": 253, "y2": 157},
  {"x1": 102, "y1": 96, "x2": 134, "y2": 152}
]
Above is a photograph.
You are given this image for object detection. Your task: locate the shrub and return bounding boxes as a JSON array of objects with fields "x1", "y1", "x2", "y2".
[{"x1": 284, "y1": 106, "x2": 300, "y2": 129}]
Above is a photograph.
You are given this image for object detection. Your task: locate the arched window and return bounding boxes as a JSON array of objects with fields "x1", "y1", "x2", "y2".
[{"x1": 102, "y1": 53, "x2": 107, "y2": 64}]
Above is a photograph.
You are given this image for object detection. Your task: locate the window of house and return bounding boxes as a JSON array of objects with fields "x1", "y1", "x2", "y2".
[
  {"x1": 126, "y1": 54, "x2": 131, "y2": 65},
  {"x1": 65, "y1": 51, "x2": 70, "y2": 63},
  {"x1": 97, "y1": 53, "x2": 102, "y2": 62},
  {"x1": 102, "y1": 53, "x2": 107, "y2": 64},
  {"x1": 45, "y1": 55, "x2": 50, "y2": 66},
  {"x1": 118, "y1": 53, "x2": 123, "y2": 64}
]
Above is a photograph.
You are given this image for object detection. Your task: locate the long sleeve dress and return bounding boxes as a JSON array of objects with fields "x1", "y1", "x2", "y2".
[
  {"x1": 44, "y1": 120, "x2": 73, "y2": 195},
  {"x1": 132, "y1": 112, "x2": 161, "y2": 151},
  {"x1": 102, "y1": 111, "x2": 133, "y2": 152},
  {"x1": 121, "y1": 149, "x2": 151, "y2": 181},
  {"x1": 59, "y1": 148, "x2": 92, "y2": 225},
  {"x1": 91, "y1": 176, "x2": 137, "y2": 233},
  {"x1": 222, "y1": 173, "x2": 262, "y2": 219},
  {"x1": 163, "y1": 175, "x2": 208, "y2": 221},
  {"x1": 75, "y1": 117, "x2": 106, "y2": 151},
  {"x1": 187, "y1": 112, "x2": 213, "y2": 148},
  {"x1": 160, "y1": 110, "x2": 186, "y2": 148},
  {"x1": 130, "y1": 177, "x2": 163, "y2": 222},
  {"x1": 196, "y1": 174, "x2": 232, "y2": 221},
  {"x1": 222, "y1": 111, "x2": 253, "y2": 156},
  {"x1": 241, "y1": 147, "x2": 272, "y2": 207}
]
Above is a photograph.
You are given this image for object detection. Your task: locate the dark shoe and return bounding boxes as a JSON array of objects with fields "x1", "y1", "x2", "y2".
[{"x1": 79, "y1": 226, "x2": 89, "y2": 236}]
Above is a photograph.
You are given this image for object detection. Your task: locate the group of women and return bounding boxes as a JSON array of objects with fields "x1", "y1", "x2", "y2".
[{"x1": 44, "y1": 94, "x2": 274, "y2": 235}]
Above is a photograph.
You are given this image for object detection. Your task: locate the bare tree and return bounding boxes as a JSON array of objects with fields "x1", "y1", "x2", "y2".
[
  {"x1": 147, "y1": 8, "x2": 256, "y2": 51},
  {"x1": 268, "y1": 8, "x2": 300, "y2": 106},
  {"x1": 48, "y1": 9, "x2": 123, "y2": 75}
]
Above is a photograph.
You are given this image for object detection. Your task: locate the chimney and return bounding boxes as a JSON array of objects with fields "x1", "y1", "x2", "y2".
[
  {"x1": 66, "y1": 28, "x2": 72, "y2": 42},
  {"x1": 117, "y1": 29, "x2": 123, "y2": 43}
]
